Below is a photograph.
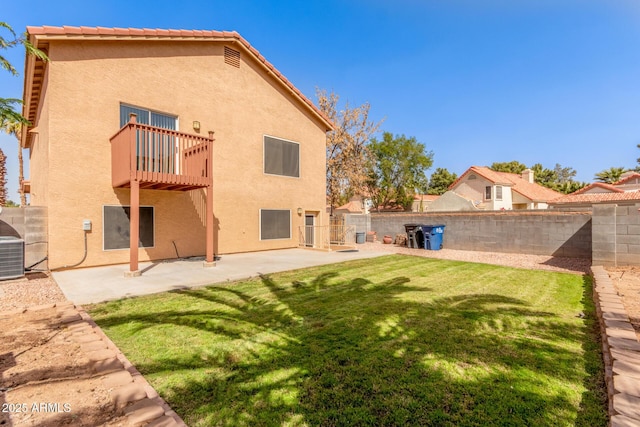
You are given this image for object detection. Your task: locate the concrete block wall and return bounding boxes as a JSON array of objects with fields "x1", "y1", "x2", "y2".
[
  {"x1": 370, "y1": 211, "x2": 593, "y2": 258},
  {"x1": 593, "y1": 203, "x2": 640, "y2": 267},
  {"x1": 0, "y1": 207, "x2": 48, "y2": 270},
  {"x1": 344, "y1": 214, "x2": 370, "y2": 234}
]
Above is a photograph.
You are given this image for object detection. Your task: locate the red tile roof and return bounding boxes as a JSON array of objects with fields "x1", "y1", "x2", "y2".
[
  {"x1": 550, "y1": 191, "x2": 640, "y2": 205},
  {"x1": 571, "y1": 182, "x2": 623, "y2": 195},
  {"x1": 614, "y1": 172, "x2": 640, "y2": 186},
  {"x1": 414, "y1": 194, "x2": 440, "y2": 202},
  {"x1": 24, "y1": 26, "x2": 332, "y2": 130},
  {"x1": 450, "y1": 166, "x2": 563, "y2": 202},
  {"x1": 335, "y1": 200, "x2": 364, "y2": 213}
]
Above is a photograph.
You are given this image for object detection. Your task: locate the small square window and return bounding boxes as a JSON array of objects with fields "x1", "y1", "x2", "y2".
[
  {"x1": 260, "y1": 209, "x2": 291, "y2": 240},
  {"x1": 103, "y1": 205, "x2": 154, "y2": 250}
]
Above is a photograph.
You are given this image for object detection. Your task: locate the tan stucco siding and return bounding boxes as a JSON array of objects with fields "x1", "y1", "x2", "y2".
[
  {"x1": 37, "y1": 40, "x2": 327, "y2": 268},
  {"x1": 28, "y1": 64, "x2": 51, "y2": 207},
  {"x1": 454, "y1": 175, "x2": 493, "y2": 208}
]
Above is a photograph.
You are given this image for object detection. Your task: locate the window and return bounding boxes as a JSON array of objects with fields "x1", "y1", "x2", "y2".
[
  {"x1": 120, "y1": 104, "x2": 177, "y2": 129},
  {"x1": 103, "y1": 206, "x2": 154, "y2": 250},
  {"x1": 468, "y1": 175, "x2": 476, "y2": 180},
  {"x1": 120, "y1": 104, "x2": 178, "y2": 173},
  {"x1": 485, "y1": 186, "x2": 492, "y2": 200},
  {"x1": 260, "y1": 209, "x2": 291, "y2": 240},
  {"x1": 496, "y1": 186, "x2": 503, "y2": 200},
  {"x1": 264, "y1": 136, "x2": 300, "y2": 178}
]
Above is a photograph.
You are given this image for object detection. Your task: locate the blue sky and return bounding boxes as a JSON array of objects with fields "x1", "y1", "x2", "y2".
[{"x1": 2, "y1": 0, "x2": 640, "y2": 202}]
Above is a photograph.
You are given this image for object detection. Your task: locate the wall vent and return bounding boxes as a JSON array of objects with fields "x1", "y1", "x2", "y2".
[
  {"x1": 224, "y1": 46, "x2": 241, "y2": 68},
  {"x1": 0, "y1": 237, "x2": 25, "y2": 280}
]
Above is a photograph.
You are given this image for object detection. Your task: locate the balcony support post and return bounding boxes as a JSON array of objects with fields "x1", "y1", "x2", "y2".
[
  {"x1": 204, "y1": 131, "x2": 215, "y2": 267},
  {"x1": 125, "y1": 179, "x2": 141, "y2": 277}
]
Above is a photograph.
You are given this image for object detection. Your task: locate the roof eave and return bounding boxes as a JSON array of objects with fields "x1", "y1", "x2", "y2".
[{"x1": 22, "y1": 26, "x2": 334, "y2": 133}]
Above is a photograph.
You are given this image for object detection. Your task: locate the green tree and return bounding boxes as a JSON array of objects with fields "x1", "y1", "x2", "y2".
[
  {"x1": 490, "y1": 161, "x2": 527, "y2": 174},
  {"x1": 0, "y1": 147, "x2": 7, "y2": 206},
  {"x1": 0, "y1": 116, "x2": 25, "y2": 205},
  {"x1": 555, "y1": 180, "x2": 588, "y2": 194},
  {"x1": 530, "y1": 163, "x2": 557, "y2": 188},
  {"x1": 636, "y1": 143, "x2": 640, "y2": 172},
  {"x1": 317, "y1": 89, "x2": 383, "y2": 213},
  {"x1": 367, "y1": 132, "x2": 433, "y2": 211},
  {"x1": 1, "y1": 23, "x2": 47, "y2": 124},
  {"x1": 594, "y1": 167, "x2": 627, "y2": 184},
  {"x1": 427, "y1": 168, "x2": 457, "y2": 195}
]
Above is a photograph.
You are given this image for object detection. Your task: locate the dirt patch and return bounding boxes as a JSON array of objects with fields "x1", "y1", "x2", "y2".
[
  {"x1": 0, "y1": 275, "x2": 182, "y2": 426},
  {"x1": 607, "y1": 266, "x2": 640, "y2": 341},
  {"x1": 0, "y1": 306, "x2": 128, "y2": 426}
]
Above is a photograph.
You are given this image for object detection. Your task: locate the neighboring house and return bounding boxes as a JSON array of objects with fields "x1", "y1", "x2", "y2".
[
  {"x1": 412, "y1": 194, "x2": 439, "y2": 212},
  {"x1": 334, "y1": 200, "x2": 365, "y2": 215},
  {"x1": 21, "y1": 26, "x2": 332, "y2": 274},
  {"x1": 426, "y1": 191, "x2": 479, "y2": 212},
  {"x1": 549, "y1": 171, "x2": 640, "y2": 208},
  {"x1": 439, "y1": 166, "x2": 562, "y2": 211}
]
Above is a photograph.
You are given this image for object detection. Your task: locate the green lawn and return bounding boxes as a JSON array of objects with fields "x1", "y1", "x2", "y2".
[{"x1": 89, "y1": 255, "x2": 607, "y2": 427}]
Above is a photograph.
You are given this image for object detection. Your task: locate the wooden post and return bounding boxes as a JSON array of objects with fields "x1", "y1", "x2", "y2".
[
  {"x1": 126, "y1": 179, "x2": 141, "y2": 276},
  {"x1": 204, "y1": 131, "x2": 215, "y2": 267}
]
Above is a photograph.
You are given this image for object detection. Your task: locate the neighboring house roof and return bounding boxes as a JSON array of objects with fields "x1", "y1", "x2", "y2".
[
  {"x1": 614, "y1": 172, "x2": 640, "y2": 186},
  {"x1": 571, "y1": 182, "x2": 623, "y2": 195},
  {"x1": 450, "y1": 166, "x2": 563, "y2": 202},
  {"x1": 550, "y1": 191, "x2": 640, "y2": 205},
  {"x1": 334, "y1": 200, "x2": 364, "y2": 214},
  {"x1": 414, "y1": 194, "x2": 440, "y2": 202},
  {"x1": 21, "y1": 25, "x2": 333, "y2": 146}
]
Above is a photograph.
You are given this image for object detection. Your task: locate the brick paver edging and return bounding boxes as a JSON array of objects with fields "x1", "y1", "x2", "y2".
[
  {"x1": 75, "y1": 306, "x2": 189, "y2": 427},
  {"x1": 591, "y1": 266, "x2": 640, "y2": 427}
]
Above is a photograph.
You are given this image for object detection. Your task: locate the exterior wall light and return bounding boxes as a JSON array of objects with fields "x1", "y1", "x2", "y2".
[
  {"x1": 297, "y1": 208, "x2": 303, "y2": 216},
  {"x1": 193, "y1": 121, "x2": 201, "y2": 131}
]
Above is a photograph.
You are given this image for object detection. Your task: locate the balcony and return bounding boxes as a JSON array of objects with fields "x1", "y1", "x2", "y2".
[{"x1": 110, "y1": 117, "x2": 213, "y2": 191}]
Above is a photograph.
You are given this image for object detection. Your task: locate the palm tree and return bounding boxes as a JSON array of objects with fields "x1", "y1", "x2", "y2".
[
  {"x1": 594, "y1": 167, "x2": 627, "y2": 184},
  {"x1": 1, "y1": 22, "x2": 48, "y2": 125},
  {"x1": 1, "y1": 116, "x2": 25, "y2": 206}
]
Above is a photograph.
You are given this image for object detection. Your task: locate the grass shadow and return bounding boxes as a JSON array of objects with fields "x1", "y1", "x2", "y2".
[{"x1": 89, "y1": 255, "x2": 607, "y2": 426}]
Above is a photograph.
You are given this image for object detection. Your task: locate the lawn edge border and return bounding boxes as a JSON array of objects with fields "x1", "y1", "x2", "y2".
[
  {"x1": 76, "y1": 305, "x2": 188, "y2": 427},
  {"x1": 591, "y1": 266, "x2": 640, "y2": 426}
]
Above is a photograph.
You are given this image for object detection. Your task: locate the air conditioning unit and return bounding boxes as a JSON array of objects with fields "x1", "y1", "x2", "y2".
[{"x1": 0, "y1": 236, "x2": 25, "y2": 280}]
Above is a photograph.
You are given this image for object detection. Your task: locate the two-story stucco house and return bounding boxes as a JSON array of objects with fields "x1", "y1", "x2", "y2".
[
  {"x1": 21, "y1": 26, "x2": 332, "y2": 274},
  {"x1": 428, "y1": 166, "x2": 562, "y2": 211}
]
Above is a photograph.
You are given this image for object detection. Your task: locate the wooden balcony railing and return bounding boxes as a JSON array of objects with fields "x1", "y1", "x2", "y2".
[{"x1": 110, "y1": 116, "x2": 213, "y2": 191}]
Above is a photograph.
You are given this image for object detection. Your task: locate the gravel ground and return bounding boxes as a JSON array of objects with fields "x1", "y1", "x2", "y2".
[
  {"x1": 0, "y1": 272, "x2": 67, "y2": 312},
  {"x1": 358, "y1": 242, "x2": 592, "y2": 274}
]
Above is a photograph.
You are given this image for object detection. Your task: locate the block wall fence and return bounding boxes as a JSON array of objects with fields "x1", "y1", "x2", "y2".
[
  {"x1": 0, "y1": 207, "x2": 48, "y2": 270},
  {"x1": 1, "y1": 204, "x2": 638, "y2": 270},
  {"x1": 346, "y1": 203, "x2": 640, "y2": 266}
]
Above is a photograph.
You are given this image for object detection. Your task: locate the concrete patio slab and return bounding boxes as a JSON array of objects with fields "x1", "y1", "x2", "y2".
[{"x1": 53, "y1": 248, "x2": 387, "y2": 305}]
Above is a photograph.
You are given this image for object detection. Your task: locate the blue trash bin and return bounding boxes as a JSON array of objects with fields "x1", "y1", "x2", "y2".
[{"x1": 419, "y1": 225, "x2": 445, "y2": 250}]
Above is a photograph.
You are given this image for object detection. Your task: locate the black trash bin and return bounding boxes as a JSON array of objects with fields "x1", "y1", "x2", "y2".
[{"x1": 404, "y1": 224, "x2": 420, "y2": 248}]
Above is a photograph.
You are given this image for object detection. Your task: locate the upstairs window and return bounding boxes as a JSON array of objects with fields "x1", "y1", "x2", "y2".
[
  {"x1": 496, "y1": 186, "x2": 503, "y2": 201},
  {"x1": 264, "y1": 136, "x2": 300, "y2": 178},
  {"x1": 120, "y1": 104, "x2": 177, "y2": 130},
  {"x1": 485, "y1": 186, "x2": 492, "y2": 200},
  {"x1": 120, "y1": 104, "x2": 178, "y2": 173}
]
